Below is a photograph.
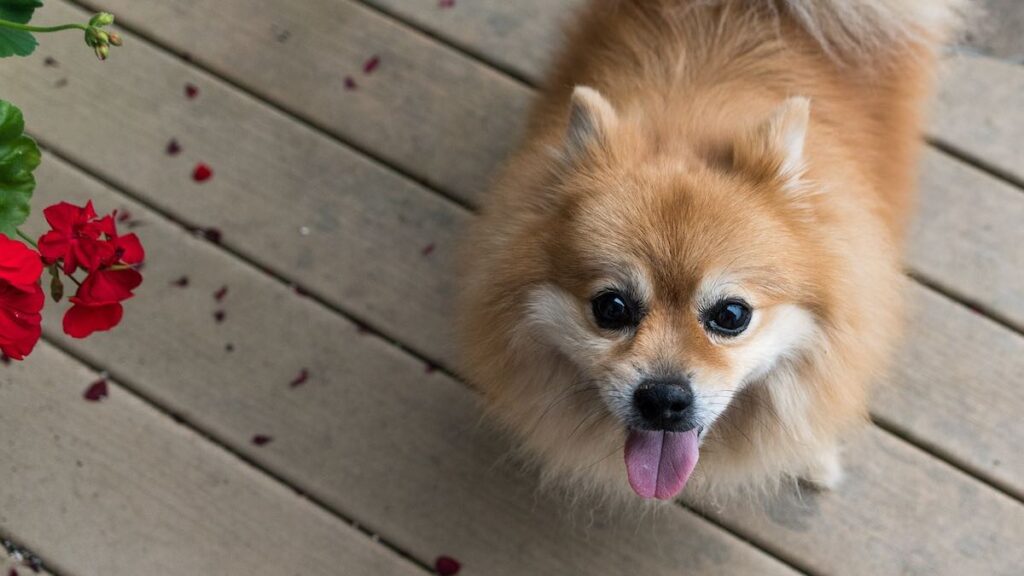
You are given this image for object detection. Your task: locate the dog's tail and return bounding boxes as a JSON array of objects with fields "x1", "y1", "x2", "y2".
[{"x1": 773, "y1": 0, "x2": 967, "y2": 59}]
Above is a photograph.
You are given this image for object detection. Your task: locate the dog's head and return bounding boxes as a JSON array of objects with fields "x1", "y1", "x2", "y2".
[{"x1": 520, "y1": 88, "x2": 828, "y2": 499}]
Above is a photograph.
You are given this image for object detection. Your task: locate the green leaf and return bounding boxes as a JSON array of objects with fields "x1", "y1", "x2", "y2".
[
  {"x1": 0, "y1": 0, "x2": 44, "y2": 57},
  {"x1": 0, "y1": 99, "x2": 41, "y2": 239}
]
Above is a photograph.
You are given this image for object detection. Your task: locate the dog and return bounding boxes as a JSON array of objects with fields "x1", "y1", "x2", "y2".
[{"x1": 459, "y1": 0, "x2": 963, "y2": 502}]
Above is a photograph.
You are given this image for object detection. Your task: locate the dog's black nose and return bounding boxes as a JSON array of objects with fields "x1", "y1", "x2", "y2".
[{"x1": 634, "y1": 379, "x2": 694, "y2": 430}]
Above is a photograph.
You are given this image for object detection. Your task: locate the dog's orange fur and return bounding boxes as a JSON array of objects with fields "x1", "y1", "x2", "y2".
[{"x1": 459, "y1": 0, "x2": 958, "y2": 500}]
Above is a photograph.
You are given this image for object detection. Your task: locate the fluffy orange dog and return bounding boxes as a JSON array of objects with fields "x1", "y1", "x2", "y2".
[{"x1": 460, "y1": 0, "x2": 961, "y2": 501}]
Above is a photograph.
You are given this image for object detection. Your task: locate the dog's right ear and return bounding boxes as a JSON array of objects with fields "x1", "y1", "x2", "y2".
[{"x1": 564, "y1": 86, "x2": 618, "y2": 161}]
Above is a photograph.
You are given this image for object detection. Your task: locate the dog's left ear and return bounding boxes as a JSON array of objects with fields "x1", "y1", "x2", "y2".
[
  {"x1": 564, "y1": 86, "x2": 618, "y2": 161},
  {"x1": 732, "y1": 97, "x2": 810, "y2": 191}
]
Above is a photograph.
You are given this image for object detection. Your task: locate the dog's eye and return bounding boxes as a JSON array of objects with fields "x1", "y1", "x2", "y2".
[
  {"x1": 705, "y1": 299, "x2": 751, "y2": 336},
  {"x1": 591, "y1": 291, "x2": 639, "y2": 330}
]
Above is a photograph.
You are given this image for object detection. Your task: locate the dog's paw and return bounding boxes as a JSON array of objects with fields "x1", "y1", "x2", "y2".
[{"x1": 799, "y1": 446, "x2": 844, "y2": 491}]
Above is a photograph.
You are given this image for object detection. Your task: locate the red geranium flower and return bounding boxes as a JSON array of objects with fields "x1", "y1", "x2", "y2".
[
  {"x1": 0, "y1": 235, "x2": 44, "y2": 360},
  {"x1": 37, "y1": 201, "x2": 117, "y2": 274}
]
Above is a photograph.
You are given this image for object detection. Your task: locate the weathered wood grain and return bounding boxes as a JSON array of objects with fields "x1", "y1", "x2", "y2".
[
  {"x1": 0, "y1": 343, "x2": 422, "y2": 576},
  {"x1": 75, "y1": 0, "x2": 529, "y2": 205},
  {"x1": 932, "y1": 54, "x2": 1024, "y2": 185},
  {"x1": 706, "y1": 426, "x2": 1024, "y2": 576},
  {"x1": 25, "y1": 155, "x2": 798, "y2": 576},
  {"x1": 912, "y1": 149, "x2": 1024, "y2": 329},
  {"x1": 7, "y1": 1, "x2": 1022, "y2": 497}
]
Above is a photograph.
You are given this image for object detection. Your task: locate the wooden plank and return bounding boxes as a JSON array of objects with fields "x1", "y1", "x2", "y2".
[
  {"x1": 911, "y1": 149, "x2": 1024, "y2": 329},
  {"x1": 74, "y1": 0, "x2": 529, "y2": 205},
  {"x1": 25, "y1": 156, "x2": 798, "y2": 576},
  {"x1": 362, "y1": 0, "x2": 583, "y2": 81},
  {"x1": 932, "y1": 53, "x2": 1024, "y2": 185},
  {"x1": 4, "y1": 0, "x2": 1022, "y2": 519},
  {"x1": 706, "y1": 427, "x2": 1024, "y2": 576},
  {"x1": 877, "y1": 282, "x2": 1024, "y2": 497},
  {"x1": 0, "y1": 343, "x2": 422, "y2": 576}
]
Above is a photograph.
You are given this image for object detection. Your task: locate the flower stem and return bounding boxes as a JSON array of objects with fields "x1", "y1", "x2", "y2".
[
  {"x1": 15, "y1": 228, "x2": 37, "y2": 248},
  {"x1": 0, "y1": 18, "x2": 88, "y2": 33}
]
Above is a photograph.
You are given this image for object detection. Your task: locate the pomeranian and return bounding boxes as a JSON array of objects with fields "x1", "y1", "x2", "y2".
[{"x1": 459, "y1": 0, "x2": 962, "y2": 501}]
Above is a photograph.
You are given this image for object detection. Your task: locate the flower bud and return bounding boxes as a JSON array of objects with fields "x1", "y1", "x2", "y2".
[
  {"x1": 89, "y1": 12, "x2": 115, "y2": 27},
  {"x1": 94, "y1": 44, "x2": 109, "y2": 61},
  {"x1": 94, "y1": 30, "x2": 110, "y2": 45},
  {"x1": 107, "y1": 32, "x2": 123, "y2": 46}
]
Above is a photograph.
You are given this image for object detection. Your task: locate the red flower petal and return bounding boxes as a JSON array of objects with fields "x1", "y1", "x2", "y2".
[
  {"x1": 363, "y1": 55, "x2": 380, "y2": 74},
  {"x1": 0, "y1": 235, "x2": 44, "y2": 287},
  {"x1": 64, "y1": 302, "x2": 124, "y2": 338},
  {"x1": 435, "y1": 556, "x2": 461, "y2": 575},
  {"x1": 74, "y1": 268, "x2": 142, "y2": 305},
  {"x1": 114, "y1": 233, "x2": 145, "y2": 265},
  {"x1": 213, "y1": 285, "x2": 228, "y2": 302},
  {"x1": 83, "y1": 378, "x2": 109, "y2": 402},
  {"x1": 185, "y1": 83, "x2": 199, "y2": 99},
  {"x1": 171, "y1": 275, "x2": 189, "y2": 287},
  {"x1": 192, "y1": 163, "x2": 213, "y2": 182},
  {"x1": 289, "y1": 368, "x2": 309, "y2": 388},
  {"x1": 252, "y1": 434, "x2": 272, "y2": 446},
  {"x1": 344, "y1": 76, "x2": 358, "y2": 90}
]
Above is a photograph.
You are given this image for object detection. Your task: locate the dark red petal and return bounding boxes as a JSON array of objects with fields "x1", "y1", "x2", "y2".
[
  {"x1": 171, "y1": 275, "x2": 189, "y2": 287},
  {"x1": 344, "y1": 76, "x2": 358, "y2": 90},
  {"x1": 192, "y1": 163, "x2": 213, "y2": 182},
  {"x1": 202, "y1": 228, "x2": 222, "y2": 244},
  {"x1": 362, "y1": 55, "x2": 380, "y2": 74},
  {"x1": 252, "y1": 434, "x2": 272, "y2": 446},
  {"x1": 83, "y1": 378, "x2": 109, "y2": 402},
  {"x1": 421, "y1": 243, "x2": 435, "y2": 256},
  {"x1": 213, "y1": 285, "x2": 228, "y2": 301},
  {"x1": 289, "y1": 368, "x2": 309, "y2": 388},
  {"x1": 116, "y1": 209, "x2": 132, "y2": 223},
  {"x1": 166, "y1": 138, "x2": 182, "y2": 155},
  {"x1": 185, "y1": 83, "x2": 199, "y2": 99},
  {"x1": 63, "y1": 302, "x2": 124, "y2": 338},
  {"x1": 435, "y1": 556, "x2": 461, "y2": 575}
]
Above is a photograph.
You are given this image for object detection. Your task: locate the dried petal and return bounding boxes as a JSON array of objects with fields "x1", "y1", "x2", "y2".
[
  {"x1": 363, "y1": 55, "x2": 380, "y2": 74},
  {"x1": 83, "y1": 379, "x2": 108, "y2": 402},
  {"x1": 435, "y1": 556, "x2": 461, "y2": 575},
  {"x1": 252, "y1": 434, "x2": 272, "y2": 446},
  {"x1": 166, "y1": 139, "x2": 182, "y2": 156},
  {"x1": 344, "y1": 76, "x2": 358, "y2": 90},
  {"x1": 213, "y1": 310, "x2": 226, "y2": 323},
  {"x1": 185, "y1": 83, "x2": 199, "y2": 99},
  {"x1": 213, "y1": 285, "x2": 228, "y2": 302},
  {"x1": 289, "y1": 368, "x2": 309, "y2": 388}
]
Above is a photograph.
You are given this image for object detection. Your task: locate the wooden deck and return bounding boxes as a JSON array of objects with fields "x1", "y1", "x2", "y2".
[{"x1": 1, "y1": 1, "x2": 1022, "y2": 574}]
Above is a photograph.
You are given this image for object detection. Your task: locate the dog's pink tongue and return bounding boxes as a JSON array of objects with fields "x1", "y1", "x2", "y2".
[{"x1": 625, "y1": 429, "x2": 700, "y2": 500}]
